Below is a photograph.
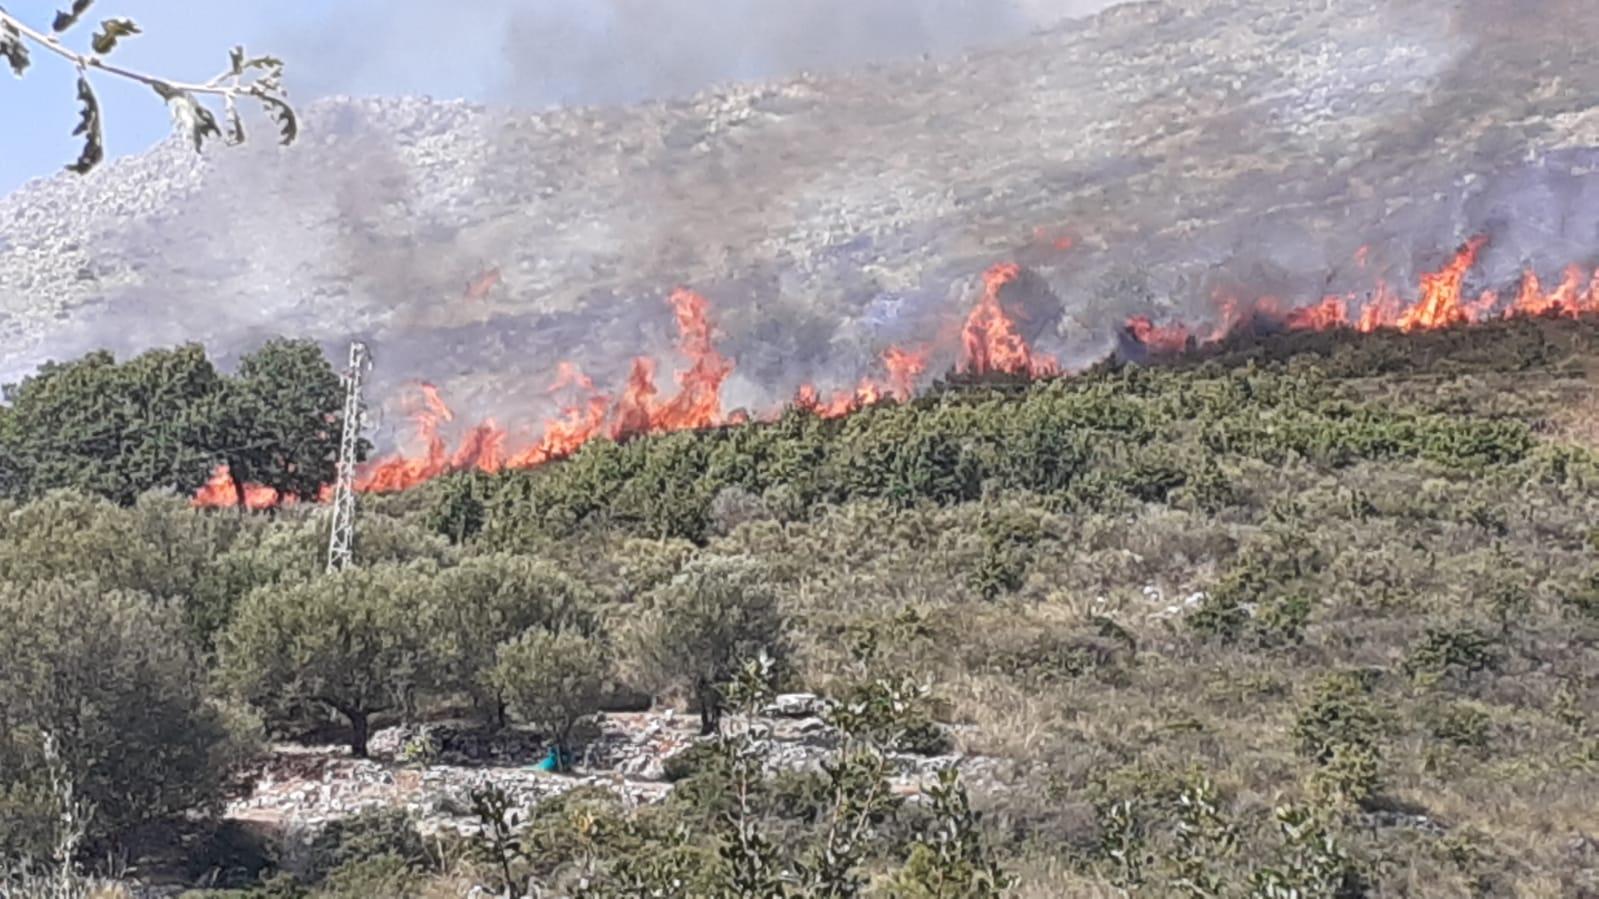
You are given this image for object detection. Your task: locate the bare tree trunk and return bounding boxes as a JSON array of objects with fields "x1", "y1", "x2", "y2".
[{"x1": 349, "y1": 711, "x2": 370, "y2": 758}]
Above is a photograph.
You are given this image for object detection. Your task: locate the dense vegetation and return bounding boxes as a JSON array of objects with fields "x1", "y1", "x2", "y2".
[
  {"x1": 3, "y1": 318, "x2": 1598, "y2": 897},
  {"x1": 0, "y1": 338, "x2": 353, "y2": 505}
]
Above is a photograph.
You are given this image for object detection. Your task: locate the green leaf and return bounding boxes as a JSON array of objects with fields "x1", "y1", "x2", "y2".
[
  {"x1": 89, "y1": 18, "x2": 139, "y2": 55},
  {"x1": 258, "y1": 94, "x2": 298, "y2": 146},
  {"x1": 0, "y1": 19, "x2": 29, "y2": 77},
  {"x1": 190, "y1": 102, "x2": 222, "y2": 151},
  {"x1": 66, "y1": 75, "x2": 103, "y2": 174},
  {"x1": 51, "y1": 0, "x2": 93, "y2": 33}
]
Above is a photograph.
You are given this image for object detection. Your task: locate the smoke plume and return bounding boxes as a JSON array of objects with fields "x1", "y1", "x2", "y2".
[{"x1": 280, "y1": 1, "x2": 1111, "y2": 108}]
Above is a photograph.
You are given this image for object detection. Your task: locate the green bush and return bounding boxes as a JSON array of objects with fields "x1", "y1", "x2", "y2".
[
  {"x1": 625, "y1": 555, "x2": 789, "y2": 734},
  {"x1": 1404, "y1": 627, "x2": 1500, "y2": 687},
  {"x1": 1293, "y1": 672, "x2": 1384, "y2": 765},
  {"x1": 490, "y1": 629, "x2": 611, "y2": 753},
  {"x1": 305, "y1": 808, "x2": 428, "y2": 885},
  {"x1": 0, "y1": 578, "x2": 247, "y2": 858},
  {"x1": 1427, "y1": 702, "x2": 1493, "y2": 751}
]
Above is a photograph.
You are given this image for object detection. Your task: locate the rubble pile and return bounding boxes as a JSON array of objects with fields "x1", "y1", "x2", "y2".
[{"x1": 222, "y1": 699, "x2": 1003, "y2": 840}]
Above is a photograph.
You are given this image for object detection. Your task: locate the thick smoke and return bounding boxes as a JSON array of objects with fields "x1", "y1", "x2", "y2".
[
  {"x1": 8, "y1": 0, "x2": 1599, "y2": 456},
  {"x1": 283, "y1": 1, "x2": 1110, "y2": 108}
]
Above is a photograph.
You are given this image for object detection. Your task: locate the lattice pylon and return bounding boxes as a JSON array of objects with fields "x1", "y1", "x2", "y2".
[{"x1": 327, "y1": 341, "x2": 371, "y2": 573}]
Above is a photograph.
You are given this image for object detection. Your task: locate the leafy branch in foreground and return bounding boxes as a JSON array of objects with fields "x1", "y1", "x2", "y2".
[{"x1": 0, "y1": 1, "x2": 296, "y2": 174}]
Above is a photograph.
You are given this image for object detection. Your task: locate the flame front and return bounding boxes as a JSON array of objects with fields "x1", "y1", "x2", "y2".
[
  {"x1": 960, "y1": 263, "x2": 1060, "y2": 378},
  {"x1": 193, "y1": 465, "x2": 292, "y2": 510},
  {"x1": 196, "y1": 233, "x2": 1599, "y2": 508},
  {"x1": 1125, "y1": 236, "x2": 1599, "y2": 356}
]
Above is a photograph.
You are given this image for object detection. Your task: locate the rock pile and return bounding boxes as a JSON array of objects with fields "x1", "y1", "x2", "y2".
[{"x1": 223, "y1": 699, "x2": 1002, "y2": 840}]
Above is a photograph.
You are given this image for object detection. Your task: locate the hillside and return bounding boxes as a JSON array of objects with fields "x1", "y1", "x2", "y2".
[
  {"x1": 6, "y1": 0, "x2": 1599, "y2": 440},
  {"x1": 2, "y1": 318, "x2": 1598, "y2": 896},
  {"x1": 6, "y1": 0, "x2": 1599, "y2": 894}
]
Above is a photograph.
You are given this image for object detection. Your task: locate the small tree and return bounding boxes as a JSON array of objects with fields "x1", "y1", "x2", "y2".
[
  {"x1": 0, "y1": 346, "x2": 224, "y2": 504},
  {"x1": 219, "y1": 563, "x2": 435, "y2": 757},
  {"x1": 218, "y1": 338, "x2": 360, "y2": 506},
  {"x1": 626, "y1": 555, "x2": 788, "y2": 734},
  {"x1": 426, "y1": 554, "x2": 598, "y2": 728},
  {"x1": 490, "y1": 630, "x2": 611, "y2": 757}
]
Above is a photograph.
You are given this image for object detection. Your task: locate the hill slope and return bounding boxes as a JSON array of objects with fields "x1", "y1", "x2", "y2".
[{"x1": 5, "y1": 0, "x2": 1599, "y2": 442}]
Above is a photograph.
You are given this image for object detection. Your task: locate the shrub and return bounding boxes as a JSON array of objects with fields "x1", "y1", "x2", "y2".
[
  {"x1": 1427, "y1": 702, "x2": 1493, "y2": 751},
  {"x1": 219, "y1": 564, "x2": 437, "y2": 757},
  {"x1": 1292, "y1": 672, "x2": 1384, "y2": 765},
  {"x1": 1250, "y1": 594, "x2": 1315, "y2": 648},
  {"x1": 424, "y1": 554, "x2": 598, "y2": 727},
  {"x1": 304, "y1": 809, "x2": 427, "y2": 885},
  {"x1": 1404, "y1": 627, "x2": 1500, "y2": 687},
  {"x1": 313, "y1": 854, "x2": 422, "y2": 899},
  {"x1": 0, "y1": 578, "x2": 245, "y2": 858}
]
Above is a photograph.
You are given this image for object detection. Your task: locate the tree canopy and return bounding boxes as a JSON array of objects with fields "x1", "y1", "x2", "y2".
[{"x1": 0, "y1": 339, "x2": 352, "y2": 507}]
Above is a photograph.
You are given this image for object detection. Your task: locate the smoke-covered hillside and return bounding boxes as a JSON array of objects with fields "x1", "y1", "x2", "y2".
[{"x1": 4, "y1": 0, "x2": 1599, "y2": 449}]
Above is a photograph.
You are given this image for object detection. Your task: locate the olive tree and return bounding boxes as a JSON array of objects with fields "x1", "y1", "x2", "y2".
[
  {"x1": 219, "y1": 563, "x2": 437, "y2": 757},
  {"x1": 489, "y1": 630, "x2": 611, "y2": 756},
  {"x1": 425, "y1": 554, "x2": 597, "y2": 727},
  {"x1": 0, "y1": 577, "x2": 245, "y2": 858},
  {"x1": 626, "y1": 555, "x2": 789, "y2": 734}
]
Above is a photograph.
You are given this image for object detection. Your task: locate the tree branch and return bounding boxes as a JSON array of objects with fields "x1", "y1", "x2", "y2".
[{"x1": 0, "y1": 7, "x2": 297, "y2": 173}]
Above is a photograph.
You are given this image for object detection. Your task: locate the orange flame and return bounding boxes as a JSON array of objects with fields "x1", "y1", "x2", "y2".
[
  {"x1": 1125, "y1": 315, "x2": 1194, "y2": 355},
  {"x1": 464, "y1": 267, "x2": 502, "y2": 303},
  {"x1": 353, "y1": 288, "x2": 737, "y2": 494},
  {"x1": 1125, "y1": 237, "x2": 1599, "y2": 356},
  {"x1": 794, "y1": 346, "x2": 930, "y2": 419},
  {"x1": 960, "y1": 263, "x2": 1060, "y2": 378},
  {"x1": 198, "y1": 234, "x2": 1599, "y2": 509},
  {"x1": 192, "y1": 465, "x2": 292, "y2": 510}
]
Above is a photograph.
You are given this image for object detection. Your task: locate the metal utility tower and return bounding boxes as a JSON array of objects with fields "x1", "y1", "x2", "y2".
[{"x1": 327, "y1": 341, "x2": 372, "y2": 573}]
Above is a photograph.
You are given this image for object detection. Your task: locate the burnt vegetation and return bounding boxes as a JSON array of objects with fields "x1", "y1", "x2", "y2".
[{"x1": 2, "y1": 317, "x2": 1599, "y2": 896}]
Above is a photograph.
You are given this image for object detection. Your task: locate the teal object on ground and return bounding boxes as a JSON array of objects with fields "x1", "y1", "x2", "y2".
[{"x1": 534, "y1": 745, "x2": 570, "y2": 772}]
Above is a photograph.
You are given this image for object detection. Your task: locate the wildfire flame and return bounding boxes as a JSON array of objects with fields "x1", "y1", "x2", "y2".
[
  {"x1": 192, "y1": 465, "x2": 300, "y2": 510},
  {"x1": 345, "y1": 288, "x2": 741, "y2": 495},
  {"x1": 1124, "y1": 236, "x2": 1599, "y2": 356},
  {"x1": 195, "y1": 233, "x2": 1599, "y2": 509},
  {"x1": 793, "y1": 345, "x2": 930, "y2": 420},
  {"x1": 960, "y1": 263, "x2": 1060, "y2": 378},
  {"x1": 464, "y1": 267, "x2": 502, "y2": 303}
]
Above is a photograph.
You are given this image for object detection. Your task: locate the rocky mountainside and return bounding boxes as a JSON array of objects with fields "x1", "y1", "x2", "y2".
[{"x1": 4, "y1": 0, "x2": 1599, "y2": 438}]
